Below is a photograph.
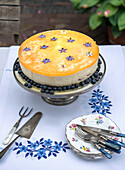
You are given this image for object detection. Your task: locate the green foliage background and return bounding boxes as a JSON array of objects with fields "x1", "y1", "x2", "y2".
[{"x1": 70, "y1": 0, "x2": 125, "y2": 38}]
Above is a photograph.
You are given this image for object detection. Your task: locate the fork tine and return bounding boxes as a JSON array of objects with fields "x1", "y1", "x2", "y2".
[
  {"x1": 19, "y1": 106, "x2": 24, "y2": 115},
  {"x1": 23, "y1": 108, "x2": 33, "y2": 117}
]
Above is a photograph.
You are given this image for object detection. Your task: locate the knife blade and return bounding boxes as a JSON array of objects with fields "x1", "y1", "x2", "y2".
[
  {"x1": 77, "y1": 124, "x2": 125, "y2": 148},
  {"x1": 81, "y1": 125, "x2": 125, "y2": 138},
  {"x1": 0, "y1": 112, "x2": 42, "y2": 159},
  {"x1": 76, "y1": 124, "x2": 121, "y2": 150}
]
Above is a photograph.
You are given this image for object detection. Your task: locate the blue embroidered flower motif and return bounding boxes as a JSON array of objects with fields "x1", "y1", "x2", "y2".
[
  {"x1": 28, "y1": 141, "x2": 39, "y2": 149},
  {"x1": 67, "y1": 38, "x2": 75, "y2": 43},
  {"x1": 59, "y1": 48, "x2": 67, "y2": 53},
  {"x1": 39, "y1": 34, "x2": 46, "y2": 39},
  {"x1": 23, "y1": 47, "x2": 31, "y2": 51},
  {"x1": 40, "y1": 45, "x2": 49, "y2": 49},
  {"x1": 89, "y1": 87, "x2": 112, "y2": 116},
  {"x1": 42, "y1": 58, "x2": 50, "y2": 64},
  {"x1": 19, "y1": 145, "x2": 28, "y2": 152},
  {"x1": 66, "y1": 56, "x2": 74, "y2": 61},
  {"x1": 53, "y1": 142, "x2": 62, "y2": 151},
  {"x1": 51, "y1": 37, "x2": 58, "y2": 41},
  {"x1": 34, "y1": 149, "x2": 47, "y2": 159},
  {"x1": 83, "y1": 43, "x2": 91, "y2": 47},
  {"x1": 44, "y1": 139, "x2": 53, "y2": 146},
  {"x1": 13, "y1": 138, "x2": 70, "y2": 159}
]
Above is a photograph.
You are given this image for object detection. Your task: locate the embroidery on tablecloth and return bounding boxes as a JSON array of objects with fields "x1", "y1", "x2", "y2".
[
  {"x1": 13, "y1": 138, "x2": 70, "y2": 160},
  {"x1": 89, "y1": 86, "x2": 112, "y2": 116}
]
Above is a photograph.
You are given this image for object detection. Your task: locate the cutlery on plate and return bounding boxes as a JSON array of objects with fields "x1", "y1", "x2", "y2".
[
  {"x1": 75, "y1": 128, "x2": 112, "y2": 159},
  {"x1": 76, "y1": 124, "x2": 122, "y2": 149},
  {"x1": 81, "y1": 125, "x2": 125, "y2": 138},
  {"x1": 75, "y1": 127, "x2": 121, "y2": 154},
  {"x1": 0, "y1": 112, "x2": 42, "y2": 159},
  {"x1": 3, "y1": 106, "x2": 33, "y2": 145}
]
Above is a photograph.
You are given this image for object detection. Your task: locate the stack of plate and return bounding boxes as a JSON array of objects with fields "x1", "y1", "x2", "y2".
[{"x1": 65, "y1": 113, "x2": 122, "y2": 160}]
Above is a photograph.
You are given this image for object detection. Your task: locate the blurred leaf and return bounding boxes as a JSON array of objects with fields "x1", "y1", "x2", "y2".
[
  {"x1": 112, "y1": 26, "x2": 122, "y2": 38},
  {"x1": 80, "y1": 0, "x2": 100, "y2": 8},
  {"x1": 123, "y1": 0, "x2": 125, "y2": 7},
  {"x1": 118, "y1": 11, "x2": 125, "y2": 30},
  {"x1": 108, "y1": 10, "x2": 122, "y2": 26},
  {"x1": 70, "y1": 0, "x2": 81, "y2": 3},
  {"x1": 107, "y1": 0, "x2": 123, "y2": 6},
  {"x1": 89, "y1": 12, "x2": 103, "y2": 30}
]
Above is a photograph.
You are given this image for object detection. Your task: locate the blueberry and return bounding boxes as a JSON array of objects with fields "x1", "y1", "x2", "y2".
[
  {"x1": 53, "y1": 87, "x2": 57, "y2": 91},
  {"x1": 66, "y1": 86, "x2": 71, "y2": 90},
  {"x1": 27, "y1": 84, "x2": 32, "y2": 88},
  {"x1": 27, "y1": 79, "x2": 30, "y2": 83},
  {"x1": 96, "y1": 77, "x2": 100, "y2": 81},
  {"x1": 71, "y1": 85, "x2": 75, "y2": 89},
  {"x1": 57, "y1": 87, "x2": 62, "y2": 91},
  {"x1": 75, "y1": 84, "x2": 79, "y2": 88},
  {"x1": 93, "y1": 72, "x2": 98, "y2": 77},
  {"x1": 45, "y1": 90, "x2": 49, "y2": 94},
  {"x1": 84, "y1": 79, "x2": 90, "y2": 84},
  {"x1": 62, "y1": 86, "x2": 67, "y2": 90},
  {"x1": 91, "y1": 79, "x2": 96, "y2": 84},
  {"x1": 96, "y1": 68, "x2": 100, "y2": 72},
  {"x1": 91, "y1": 75, "x2": 95, "y2": 79},
  {"x1": 30, "y1": 80, "x2": 33, "y2": 85},
  {"x1": 18, "y1": 70, "x2": 22, "y2": 74},
  {"x1": 99, "y1": 72, "x2": 103, "y2": 76},
  {"x1": 39, "y1": 85, "x2": 43, "y2": 88},
  {"x1": 33, "y1": 82, "x2": 36, "y2": 86},
  {"x1": 36, "y1": 84, "x2": 41, "y2": 88},
  {"x1": 43, "y1": 85, "x2": 47, "y2": 90},
  {"x1": 24, "y1": 83, "x2": 28, "y2": 87},
  {"x1": 41, "y1": 89, "x2": 45, "y2": 93},
  {"x1": 98, "y1": 59, "x2": 102, "y2": 65},
  {"x1": 49, "y1": 90, "x2": 54, "y2": 95},
  {"x1": 80, "y1": 81, "x2": 85, "y2": 86},
  {"x1": 48, "y1": 87, "x2": 52, "y2": 90}
]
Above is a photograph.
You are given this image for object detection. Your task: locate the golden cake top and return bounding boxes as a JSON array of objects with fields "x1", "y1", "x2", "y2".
[{"x1": 19, "y1": 30, "x2": 99, "y2": 76}]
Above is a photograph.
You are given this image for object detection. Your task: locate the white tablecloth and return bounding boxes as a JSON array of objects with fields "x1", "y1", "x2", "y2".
[{"x1": 0, "y1": 45, "x2": 125, "y2": 170}]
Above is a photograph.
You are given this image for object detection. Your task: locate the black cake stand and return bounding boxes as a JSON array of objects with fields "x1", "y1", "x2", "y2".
[{"x1": 13, "y1": 54, "x2": 106, "y2": 105}]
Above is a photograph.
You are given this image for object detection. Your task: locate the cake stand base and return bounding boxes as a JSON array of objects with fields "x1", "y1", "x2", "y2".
[{"x1": 42, "y1": 96, "x2": 78, "y2": 105}]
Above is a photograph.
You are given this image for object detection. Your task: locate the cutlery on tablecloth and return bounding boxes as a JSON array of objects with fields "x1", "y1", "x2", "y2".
[
  {"x1": 3, "y1": 106, "x2": 33, "y2": 145},
  {"x1": 0, "y1": 112, "x2": 42, "y2": 159},
  {"x1": 75, "y1": 128, "x2": 112, "y2": 159},
  {"x1": 76, "y1": 124, "x2": 125, "y2": 148}
]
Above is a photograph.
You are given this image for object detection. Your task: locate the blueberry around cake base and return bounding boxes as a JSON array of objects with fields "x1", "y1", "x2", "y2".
[{"x1": 13, "y1": 54, "x2": 106, "y2": 105}]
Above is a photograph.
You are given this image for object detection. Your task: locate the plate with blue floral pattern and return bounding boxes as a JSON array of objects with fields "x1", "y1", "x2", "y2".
[{"x1": 65, "y1": 113, "x2": 122, "y2": 160}]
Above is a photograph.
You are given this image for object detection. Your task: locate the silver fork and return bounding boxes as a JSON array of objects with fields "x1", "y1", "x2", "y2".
[{"x1": 3, "y1": 107, "x2": 33, "y2": 145}]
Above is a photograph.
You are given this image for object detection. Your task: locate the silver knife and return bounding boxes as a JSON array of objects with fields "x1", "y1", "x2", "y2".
[
  {"x1": 80, "y1": 125, "x2": 125, "y2": 138},
  {"x1": 0, "y1": 112, "x2": 42, "y2": 159}
]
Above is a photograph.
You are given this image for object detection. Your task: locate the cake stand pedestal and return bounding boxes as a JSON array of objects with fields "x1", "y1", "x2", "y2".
[{"x1": 13, "y1": 54, "x2": 106, "y2": 106}]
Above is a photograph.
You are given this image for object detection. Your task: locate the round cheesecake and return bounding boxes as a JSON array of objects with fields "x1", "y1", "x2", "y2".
[{"x1": 19, "y1": 30, "x2": 99, "y2": 86}]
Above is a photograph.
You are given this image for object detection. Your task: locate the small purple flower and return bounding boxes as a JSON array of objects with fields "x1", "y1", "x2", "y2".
[
  {"x1": 51, "y1": 37, "x2": 58, "y2": 41},
  {"x1": 83, "y1": 43, "x2": 91, "y2": 47},
  {"x1": 59, "y1": 48, "x2": 67, "y2": 53},
  {"x1": 23, "y1": 47, "x2": 31, "y2": 51},
  {"x1": 42, "y1": 58, "x2": 50, "y2": 64},
  {"x1": 66, "y1": 56, "x2": 74, "y2": 61},
  {"x1": 40, "y1": 45, "x2": 49, "y2": 49},
  {"x1": 98, "y1": 119, "x2": 103, "y2": 124},
  {"x1": 67, "y1": 37, "x2": 75, "y2": 43},
  {"x1": 39, "y1": 34, "x2": 46, "y2": 39}
]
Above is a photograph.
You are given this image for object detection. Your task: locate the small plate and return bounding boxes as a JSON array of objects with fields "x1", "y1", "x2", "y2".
[{"x1": 65, "y1": 113, "x2": 122, "y2": 160}]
